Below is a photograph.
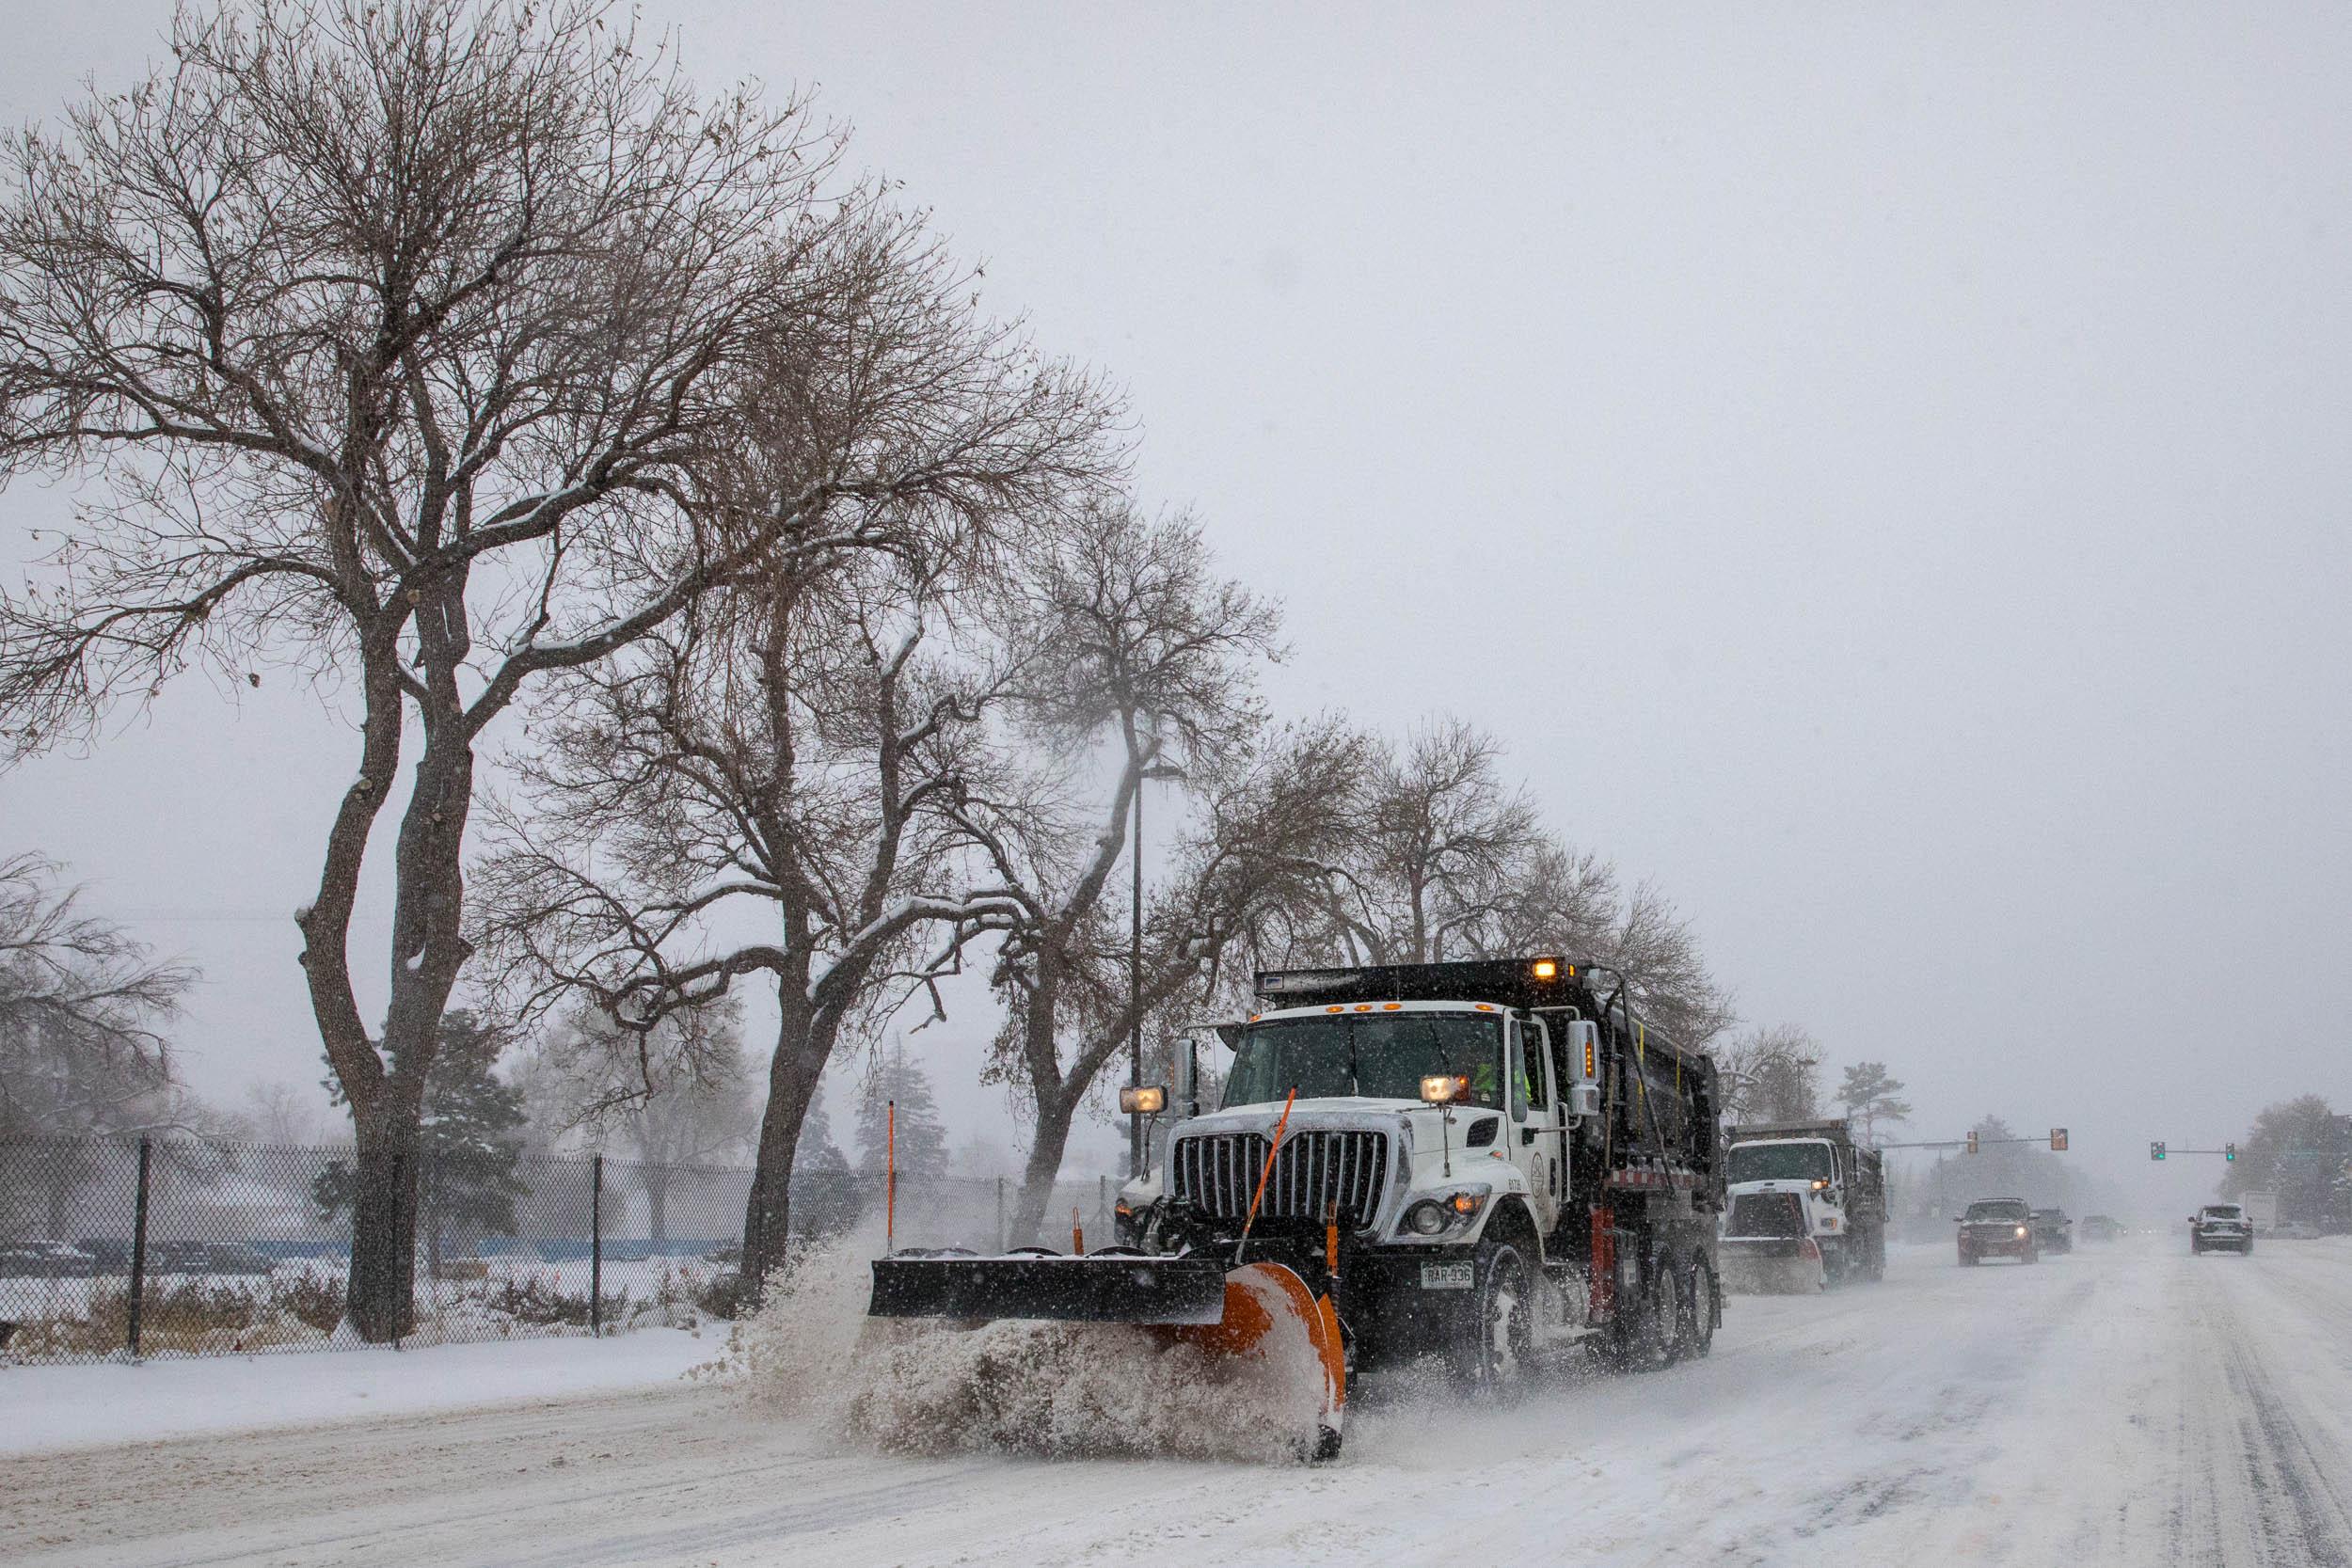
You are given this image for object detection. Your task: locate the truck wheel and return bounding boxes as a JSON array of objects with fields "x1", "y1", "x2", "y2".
[
  {"x1": 1450, "y1": 1243, "x2": 1534, "y2": 1400},
  {"x1": 1610, "y1": 1254, "x2": 1680, "y2": 1370},
  {"x1": 1676, "y1": 1258, "x2": 1717, "y2": 1359}
]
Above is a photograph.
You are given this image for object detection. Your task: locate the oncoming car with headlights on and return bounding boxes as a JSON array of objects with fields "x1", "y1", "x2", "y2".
[{"x1": 1956, "y1": 1197, "x2": 2039, "y2": 1265}]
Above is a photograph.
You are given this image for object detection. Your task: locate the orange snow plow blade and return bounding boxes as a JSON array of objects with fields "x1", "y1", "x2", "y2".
[
  {"x1": 867, "y1": 1254, "x2": 1346, "y2": 1459},
  {"x1": 1160, "y1": 1260, "x2": 1346, "y2": 1455}
]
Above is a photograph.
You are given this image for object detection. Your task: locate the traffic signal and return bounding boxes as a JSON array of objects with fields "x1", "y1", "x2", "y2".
[
  {"x1": 1966, "y1": 1130, "x2": 1980, "y2": 1155},
  {"x1": 2225, "y1": 1143, "x2": 2236, "y2": 1163},
  {"x1": 2152, "y1": 1141, "x2": 2167, "y2": 1161},
  {"x1": 2050, "y1": 1128, "x2": 2069, "y2": 1152}
]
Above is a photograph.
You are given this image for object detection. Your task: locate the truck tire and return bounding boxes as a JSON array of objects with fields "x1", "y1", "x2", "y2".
[
  {"x1": 1607, "y1": 1254, "x2": 1678, "y2": 1371},
  {"x1": 1450, "y1": 1242, "x2": 1534, "y2": 1401},
  {"x1": 1676, "y1": 1257, "x2": 1717, "y2": 1360}
]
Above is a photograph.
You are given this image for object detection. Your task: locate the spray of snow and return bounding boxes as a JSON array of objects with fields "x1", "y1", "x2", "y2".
[{"x1": 711, "y1": 1227, "x2": 1326, "y2": 1463}]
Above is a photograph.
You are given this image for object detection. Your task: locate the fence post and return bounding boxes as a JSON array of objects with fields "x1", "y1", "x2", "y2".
[
  {"x1": 995, "y1": 1177, "x2": 1005, "y2": 1253},
  {"x1": 590, "y1": 1154, "x2": 603, "y2": 1338},
  {"x1": 126, "y1": 1136, "x2": 153, "y2": 1360}
]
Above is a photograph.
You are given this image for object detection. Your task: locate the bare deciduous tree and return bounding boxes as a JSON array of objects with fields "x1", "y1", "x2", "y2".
[
  {"x1": 1315, "y1": 718, "x2": 1539, "y2": 966},
  {"x1": 962, "y1": 506, "x2": 1350, "y2": 1241},
  {"x1": 0, "y1": 0, "x2": 969, "y2": 1337},
  {"x1": 526, "y1": 1003, "x2": 757, "y2": 1242},
  {"x1": 1718, "y1": 1023, "x2": 1821, "y2": 1123},
  {"x1": 0, "y1": 853, "x2": 208, "y2": 1239},
  {"x1": 0, "y1": 852, "x2": 198, "y2": 1144},
  {"x1": 1293, "y1": 717, "x2": 1735, "y2": 1051},
  {"x1": 475, "y1": 266, "x2": 1115, "y2": 1286}
]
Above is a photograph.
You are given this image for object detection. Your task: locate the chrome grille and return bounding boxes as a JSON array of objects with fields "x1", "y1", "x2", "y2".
[{"x1": 1171, "y1": 1130, "x2": 1390, "y2": 1227}]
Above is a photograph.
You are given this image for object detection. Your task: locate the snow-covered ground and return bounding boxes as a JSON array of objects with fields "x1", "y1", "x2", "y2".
[
  {"x1": 0, "y1": 1327, "x2": 720, "y2": 1455},
  {"x1": 7, "y1": 1235, "x2": 2350, "y2": 1566}
]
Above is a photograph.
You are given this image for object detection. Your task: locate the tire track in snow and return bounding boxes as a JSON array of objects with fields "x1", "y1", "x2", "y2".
[{"x1": 2169, "y1": 1247, "x2": 2352, "y2": 1568}]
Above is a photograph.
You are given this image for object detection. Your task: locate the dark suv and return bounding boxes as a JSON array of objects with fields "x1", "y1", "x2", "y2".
[
  {"x1": 1957, "y1": 1197, "x2": 2038, "y2": 1265},
  {"x1": 2189, "y1": 1204, "x2": 2252, "y2": 1256},
  {"x1": 2029, "y1": 1208, "x2": 2073, "y2": 1255}
]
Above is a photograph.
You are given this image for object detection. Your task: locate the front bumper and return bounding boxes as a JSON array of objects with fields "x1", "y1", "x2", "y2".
[{"x1": 1960, "y1": 1229, "x2": 2033, "y2": 1258}]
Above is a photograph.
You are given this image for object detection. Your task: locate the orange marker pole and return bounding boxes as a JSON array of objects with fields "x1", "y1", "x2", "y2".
[
  {"x1": 1234, "y1": 1086, "x2": 1299, "y2": 1266},
  {"x1": 885, "y1": 1100, "x2": 897, "y2": 1255},
  {"x1": 1073, "y1": 1206, "x2": 1085, "y2": 1256}
]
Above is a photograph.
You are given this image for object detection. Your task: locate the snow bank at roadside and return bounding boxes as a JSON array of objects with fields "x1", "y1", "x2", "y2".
[
  {"x1": 711, "y1": 1228, "x2": 1323, "y2": 1464},
  {"x1": 0, "y1": 1326, "x2": 716, "y2": 1456}
]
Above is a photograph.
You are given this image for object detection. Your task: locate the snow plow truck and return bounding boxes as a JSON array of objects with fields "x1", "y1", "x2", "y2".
[
  {"x1": 868, "y1": 958, "x2": 1727, "y2": 1460},
  {"x1": 1721, "y1": 1119, "x2": 1886, "y2": 1291}
]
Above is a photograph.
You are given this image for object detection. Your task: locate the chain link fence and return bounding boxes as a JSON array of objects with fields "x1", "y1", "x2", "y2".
[{"x1": 0, "y1": 1134, "x2": 1123, "y2": 1366}]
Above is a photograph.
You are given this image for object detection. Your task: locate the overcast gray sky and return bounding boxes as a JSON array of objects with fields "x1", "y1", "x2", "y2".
[{"x1": 4, "y1": 4, "x2": 2346, "y2": 1209}]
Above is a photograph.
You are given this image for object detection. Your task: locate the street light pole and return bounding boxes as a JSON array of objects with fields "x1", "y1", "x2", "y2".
[
  {"x1": 1129, "y1": 772, "x2": 1143, "y2": 1179},
  {"x1": 1128, "y1": 760, "x2": 1184, "y2": 1180}
]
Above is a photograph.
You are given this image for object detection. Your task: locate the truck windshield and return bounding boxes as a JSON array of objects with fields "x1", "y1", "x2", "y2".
[
  {"x1": 1727, "y1": 1141, "x2": 1834, "y2": 1183},
  {"x1": 1223, "y1": 1012, "x2": 1503, "y2": 1109}
]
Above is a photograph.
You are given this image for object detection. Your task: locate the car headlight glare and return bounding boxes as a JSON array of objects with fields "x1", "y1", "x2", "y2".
[{"x1": 2015, "y1": 1226, "x2": 2028, "y2": 1239}]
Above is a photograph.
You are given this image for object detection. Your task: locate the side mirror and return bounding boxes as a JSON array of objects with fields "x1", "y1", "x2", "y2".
[{"x1": 1174, "y1": 1037, "x2": 1200, "y2": 1109}]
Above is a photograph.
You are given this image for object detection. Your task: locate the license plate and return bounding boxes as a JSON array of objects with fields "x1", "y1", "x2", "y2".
[{"x1": 1420, "y1": 1262, "x2": 1474, "y2": 1291}]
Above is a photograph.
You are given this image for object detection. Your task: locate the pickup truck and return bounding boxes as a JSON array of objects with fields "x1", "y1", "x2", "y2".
[{"x1": 1956, "y1": 1197, "x2": 2038, "y2": 1265}]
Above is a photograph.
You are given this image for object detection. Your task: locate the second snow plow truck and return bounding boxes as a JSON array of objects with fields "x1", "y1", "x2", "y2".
[
  {"x1": 869, "y1": 958, "x2": 1727, "y2": 1460},
  {"x1": 1722, "y1": 1118, "x2": 1886, "y2": 1291}
]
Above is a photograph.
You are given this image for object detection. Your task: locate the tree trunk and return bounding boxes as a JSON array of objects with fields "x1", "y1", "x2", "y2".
[
  {"x1": 1009, "y1": 1092, "x2": 1078, "y2": 1248},
  {"x1": 346, "y1": 1115, "x2": 421, "y2": 1340},
  {"x1": 737, "y1": 987, "x2": 836, "y2": 1296}
]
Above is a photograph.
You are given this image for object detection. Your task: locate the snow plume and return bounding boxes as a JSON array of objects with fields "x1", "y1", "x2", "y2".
[{"x1": 715, "y1": 1227, "x2": 1326, "y2": 1463}]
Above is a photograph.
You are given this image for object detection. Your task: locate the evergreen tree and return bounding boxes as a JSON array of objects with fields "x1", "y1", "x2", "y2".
[
  {"x1": 855, "y1": 1042, "x2": 949, "y2": 1180},
  {"x1": 794, "y1": 1080, "x2": 851, "y2": 1179},
  {"x1": 1837, "y1": 1061, "x2": 1913, "y2": 1145},
  {"x1": 315, "y1": 1011, "x2": 525, "y2": 1278}
]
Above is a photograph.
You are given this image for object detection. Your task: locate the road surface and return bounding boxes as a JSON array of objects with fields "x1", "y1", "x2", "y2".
[{"x1": 8, "y1": 1236, "x2": 2350, "y2": 1567}]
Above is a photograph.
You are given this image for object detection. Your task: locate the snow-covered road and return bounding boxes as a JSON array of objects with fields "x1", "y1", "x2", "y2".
[{"x1": 8, "y1": 1236, "x2": 2350, "y2": 1567}]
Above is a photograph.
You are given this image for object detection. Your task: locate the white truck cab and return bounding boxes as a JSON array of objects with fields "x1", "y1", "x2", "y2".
[{"x1": 1113, "y1": 959, "x2": 1725, "y2": 1391}]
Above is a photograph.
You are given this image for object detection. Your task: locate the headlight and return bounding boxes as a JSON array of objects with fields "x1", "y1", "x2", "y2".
[
  {"x1": 2015, "y1": 1226, "x2": 2028, "y2": 1239},
  {"x1": 1402, "y1": 1187, "x2": 1489, "y2": 1238}
]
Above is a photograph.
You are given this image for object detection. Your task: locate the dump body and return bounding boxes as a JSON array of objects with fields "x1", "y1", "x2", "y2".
[{"x1": 1724, "y1": 1118, "x2": 1887, "y2": 1283}]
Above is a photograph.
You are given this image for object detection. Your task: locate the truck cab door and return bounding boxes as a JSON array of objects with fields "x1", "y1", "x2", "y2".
[{"x1": 1513, "y1": 1017, "x2": 1564, "y2": 1238}]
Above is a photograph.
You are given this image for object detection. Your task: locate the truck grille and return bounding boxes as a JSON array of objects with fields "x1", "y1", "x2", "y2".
[{"x1": 1172, "y1": 1130, "x2": 1390, "y2": 1228}]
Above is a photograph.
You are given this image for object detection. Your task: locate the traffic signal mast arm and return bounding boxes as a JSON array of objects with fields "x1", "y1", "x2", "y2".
[{"x1": 1879, "y1": 1132, "x2": 2071, "y2": 1151}]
